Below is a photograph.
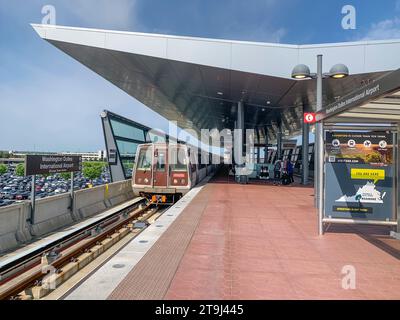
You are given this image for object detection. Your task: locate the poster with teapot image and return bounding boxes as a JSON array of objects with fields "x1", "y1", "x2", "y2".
[{"x1": 324, "y1": 131, "x2": 395, "y2": 221}]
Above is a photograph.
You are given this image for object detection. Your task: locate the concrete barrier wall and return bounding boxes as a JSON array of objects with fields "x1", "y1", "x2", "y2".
[
  {"x1": 0, "y1": 202, "x2": 31, "y2": 253},
  {"x1": 0, "y1": 180, "x2": 134, "y2": 254},
  {"x1": 30, "y1": 193, "x2": 74, "y2": 237}
]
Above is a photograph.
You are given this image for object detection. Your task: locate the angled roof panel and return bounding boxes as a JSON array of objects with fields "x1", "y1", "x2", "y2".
[{"x1": 31, "y1": 24, "x2": 400, "y2": 142}]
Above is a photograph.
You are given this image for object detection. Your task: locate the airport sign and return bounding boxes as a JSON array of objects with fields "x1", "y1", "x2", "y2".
[
  {"x1": 316, "y1": 67, "x2": 400, "y2": 121},
  {"x1": 25, "y1": 155, "x2": 82, "y2": 176}
]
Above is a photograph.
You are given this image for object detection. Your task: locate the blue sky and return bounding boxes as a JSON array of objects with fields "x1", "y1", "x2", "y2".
[{"x1": 1, "y1": 0, "x2": 400, "y2": 151}]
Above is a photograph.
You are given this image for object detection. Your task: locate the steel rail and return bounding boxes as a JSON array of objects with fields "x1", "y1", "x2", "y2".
[{"x1": 0, "y1": 202, "x2": 155, "y2": 300}]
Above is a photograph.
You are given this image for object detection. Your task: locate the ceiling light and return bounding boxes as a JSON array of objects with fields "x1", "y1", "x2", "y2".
[{"x1": 217, "y1": 91, "x2": 224, "y2": 96}]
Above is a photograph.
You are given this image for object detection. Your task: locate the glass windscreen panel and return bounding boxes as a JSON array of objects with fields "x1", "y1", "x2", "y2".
[
  {"x1": 121, "y1": 159, "x2": 134, "y2": 178},
  {"x1": 146, "y1": 131, "x2": 167, "y2": 143},
  {"x1": 116, "y1": 140, "x2": 138, "y2": 158},
  {"x1": 111, "y1": 119, "x2": 145, "y2": 141},
  {"x1": 155, "y1": 149, "x2": 166, "y2": 172},
  {"x1": 137, "y1": 148, "x2": 152, "y2": 170}
]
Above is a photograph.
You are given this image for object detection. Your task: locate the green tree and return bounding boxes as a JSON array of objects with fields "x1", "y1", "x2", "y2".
[
  {"x1": 60, "y1": 172, "x2": 72, "y2": 180},
  {"x1": 15, "y1": 163, "x2": 25, "y2": 176},
  {"x1": 82, "y1": 162, "x2": 105, "y2": 180},
  {"x1": 0, "y1": 164, "x2": 7, "y2": 175}
]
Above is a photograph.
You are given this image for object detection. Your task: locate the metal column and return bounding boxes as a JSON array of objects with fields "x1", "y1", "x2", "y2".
[
  {"x1": 276, "y1": 121, "x2": 283, "y2": 160},
  {"x1": 302, "y1": 111, "x2": 310, "y2": 185},
  {"x1": 235, "y1": 101, "x2": 246, "y2": 183},
  {"x1": 264, "y1": 126, "x2": 269, "y2": 164},
  {"x1": 30, "y1": 175, "x2": 36, "y2": 224},
  {"x1": 397, "y1": 125, "x2": 400, "y2": 235},
  {"x1": 315, "y1": 54, "x2": 324, "y2": 236},
  {"x1": 70, "y1": 172, "x2": 74, "y2": 211},
  {"x1": 235, "y1": 101, "x2": 245, "y2": 164},
  {"x1": 256, "y1": 128, "x2": 260, "y2": 164}
]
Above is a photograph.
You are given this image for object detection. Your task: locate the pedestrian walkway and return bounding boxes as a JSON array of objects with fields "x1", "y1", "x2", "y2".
[{"x1": 72, "y1": 170, "x2": 400, "y2": 300}]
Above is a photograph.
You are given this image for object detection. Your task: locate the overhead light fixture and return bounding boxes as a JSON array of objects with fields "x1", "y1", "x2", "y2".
[
  {"x1": 291, "y1": 64, "x2": 311, "y2": 79},
  {"x1": 217, "y1": 91, "x2": 224, "y2": 96},
  {"x1": 329, "y1": 64, "x2": 349, "y2": 79},
  {"x1": 292, "y1": 62, "x2": 349, "y2": 80},
  {"x1": 266, "y1": 100, "x2": 271, "y2": 105},
  {"x1": 262, "y1": 108, "x2": 266, "y2": 112}
]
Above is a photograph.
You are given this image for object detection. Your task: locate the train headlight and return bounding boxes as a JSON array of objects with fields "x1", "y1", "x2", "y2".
[
  {"x1": 181, "y1": 179, "x2": 186, "y2": 184},
  {"x1": 144, "y1": 178, "x2": 149, "y2": 184},
  {"x1": 173, "y1": 179, "x2": 178, "y2": 184}
]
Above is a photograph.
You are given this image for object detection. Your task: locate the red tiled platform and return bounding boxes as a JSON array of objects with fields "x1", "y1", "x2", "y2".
[
  {"x1": 109, "y1": 170, "x2": 400, "y2": 300},
  {"x1": 164, "y1": 175, "x2": 400, "y2": 300}
]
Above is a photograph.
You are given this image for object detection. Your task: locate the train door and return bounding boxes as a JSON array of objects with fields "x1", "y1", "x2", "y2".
[
  {"x1": 169, "y1": 145, "x2": 190, "y2": 188},
  {"x1": 134, "y1": 145, "x2": 152, "y2": 186},
  {"x1": 189, "y1": 148, "x2": 198, "y2": 187},
  {"x1": 153, "y1": 145, "x2": 168, "y2": 188}
]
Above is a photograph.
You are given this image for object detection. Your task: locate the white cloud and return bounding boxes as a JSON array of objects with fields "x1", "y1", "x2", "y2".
[
  {"x1": 396, "y1": 0, "x2": 400, "y2": 12},
  {"x1": 361, "y1": 17, "x2": 400, "y2": 41},
  {"x1": 0, "y1": 62, "x2": 168, "y2": 152},
  {"x1": 59, "y1": 0, "x2": 137, "y2": 30},
  {"x1": 269, "y1": 28, "x2": 287, "y2": 43}
]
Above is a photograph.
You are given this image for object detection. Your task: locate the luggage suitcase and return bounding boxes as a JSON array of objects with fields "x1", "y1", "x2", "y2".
[{"x1": 281, "y1": 173, "x2": 290, "y2": 185}]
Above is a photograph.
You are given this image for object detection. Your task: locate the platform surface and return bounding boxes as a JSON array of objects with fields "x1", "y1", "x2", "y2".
[{"x1": 73, "y1": 173, "x2": 400, "y2": 300}]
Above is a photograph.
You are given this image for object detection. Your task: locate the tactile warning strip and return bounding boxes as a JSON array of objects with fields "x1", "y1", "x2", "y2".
[{"x1": 107, "y1": 186, "x2": 212, "y2": 300}]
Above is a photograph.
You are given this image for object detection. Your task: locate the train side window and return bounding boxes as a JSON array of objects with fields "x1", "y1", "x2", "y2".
[
  {"x1": 156, "y1": 150, "x2": 166, "y2": 172},
  {"x1": 169, "y1": 147, "x2": 187, "y2": 172},
  {"x1": 137, "y1": 148, "x2": 152, "y2": 170}
]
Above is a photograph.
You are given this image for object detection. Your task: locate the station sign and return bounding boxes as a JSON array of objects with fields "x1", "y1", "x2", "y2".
[
  {"x1": 108, "y1": 148, "x2": 117, "y2": 165},
  {"x1": 25, "y1": 155, "x2": 82, "y2": 176},
  {"x1": 324, "y1": 131, "x2": 395, "y2": 221},
  {"x1": 304, "y1": 113, "x2": 316, "y2": 124},
  {"x1": 316, "y1": 67, "x2": 400, "y2": 122}
]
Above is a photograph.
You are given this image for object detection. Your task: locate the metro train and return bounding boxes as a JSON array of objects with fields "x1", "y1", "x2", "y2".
[{"x1": 131, "y1": 142, "x2": 219, "y2": 204}]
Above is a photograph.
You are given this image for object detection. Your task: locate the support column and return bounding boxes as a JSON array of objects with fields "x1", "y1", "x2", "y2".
[
  {"x1": 264, "y1": 126, "x2": 269, "y2": 164},
  {"x1": 315, "y1": 54, "x2": 324, "y2": 236},
  {"x1": 302, "y1": 107, "x2": 310, "y2": 185},
  {"x1": 30, "y1": 175, "x2": 36, "y2": 224},
  {"x1": 256, "y1": 128, "x2": 260, "y2": 164},
  {"x1": 276, "y1": 121, "x2": 283, "y2": 161},
  {"x1": 234, "y1": 101, "x2": 247, "y2": 183},
  {"x1": 397, "y1": 126, "x2": 400, "y2": 235}
]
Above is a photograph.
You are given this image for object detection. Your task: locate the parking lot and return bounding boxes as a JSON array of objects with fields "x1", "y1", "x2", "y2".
[{"x1": 0, "y1": 164, "x2": 110, "y2": 207}]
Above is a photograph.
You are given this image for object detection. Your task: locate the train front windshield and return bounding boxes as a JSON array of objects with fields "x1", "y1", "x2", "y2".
[{"x1": 137, "y1": 148, "x2": 152, "y2": 170}]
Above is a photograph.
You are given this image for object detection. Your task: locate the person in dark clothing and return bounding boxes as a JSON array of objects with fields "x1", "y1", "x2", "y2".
[
  {"x1": 273, "y1": 159, "x2": 282, "y2": 185},
  {"x1": 287, "y1": 158, "x2": 294, "y2": 183}
]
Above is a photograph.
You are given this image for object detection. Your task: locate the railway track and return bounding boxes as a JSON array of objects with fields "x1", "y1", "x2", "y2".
[{"x1": 0, "y1": 199, "x2": 165, "y2": 300}]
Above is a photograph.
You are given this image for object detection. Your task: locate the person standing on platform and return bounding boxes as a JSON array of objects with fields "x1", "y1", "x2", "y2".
[
  {"x1": 287, "y1": 157, "x2": 294, "y2": 184},
  {"x1": 273, "y1": 158, "x2": 282, "y2": 185}
]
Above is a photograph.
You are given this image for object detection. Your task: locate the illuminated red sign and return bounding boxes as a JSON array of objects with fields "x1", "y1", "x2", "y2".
[{"x1": 304, "y1": 113, "x2": 316, "y2": 124}]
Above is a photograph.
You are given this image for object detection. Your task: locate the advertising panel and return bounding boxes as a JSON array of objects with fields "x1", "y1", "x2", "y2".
[{"x1": 324, "y1": 131, "x2": 394, "y2": 221}]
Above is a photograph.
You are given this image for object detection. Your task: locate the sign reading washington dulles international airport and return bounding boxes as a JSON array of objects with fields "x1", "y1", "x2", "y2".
[
  {"x1": 25, "y1": 155, "x2": 82, "y2": 176},
  {"x1": 316, "y1": 68, "x2": 400, "y2": 122},
  {"x1": 324, "y1": 131, "x2": 395, "y2": 221}
]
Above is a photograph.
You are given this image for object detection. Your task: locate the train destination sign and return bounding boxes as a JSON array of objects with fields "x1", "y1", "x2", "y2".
[{"x1": 25, "y1": 155, "x2": 82, "y2": 176}]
